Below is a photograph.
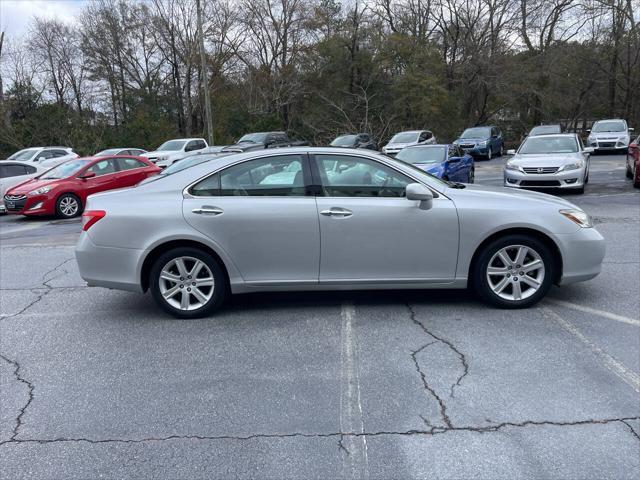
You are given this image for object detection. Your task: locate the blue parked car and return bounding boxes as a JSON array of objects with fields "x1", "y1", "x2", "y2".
[
  {"x1": 453, "y1": 125, "x2": 504, "y2": 160},
  {"x1": 395, "y1": 144, "x2": 475, "y2": 182}
]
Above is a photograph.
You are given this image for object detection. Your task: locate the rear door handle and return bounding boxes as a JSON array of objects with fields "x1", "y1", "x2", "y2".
[
  {"x1": 320, "y1": 207, "x2": 353, "y2": 218},
  {"x1": 192, "y1": 206, "x2": 224, "y2": 215}
]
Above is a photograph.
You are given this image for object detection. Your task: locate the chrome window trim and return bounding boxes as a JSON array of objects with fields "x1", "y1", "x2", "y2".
[{"x1": 182, "y1": 150, "x2": 450, "y2": 200}]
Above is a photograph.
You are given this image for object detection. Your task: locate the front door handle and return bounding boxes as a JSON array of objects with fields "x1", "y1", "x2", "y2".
[
  {"x1": 320, "y1": 207, "x2": 353, "y2": 218},
  {"x1": 192, "y1": 206, "x2": 224, "y2": 215}
]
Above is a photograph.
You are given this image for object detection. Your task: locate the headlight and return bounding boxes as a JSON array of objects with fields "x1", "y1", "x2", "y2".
[
  {"x1": 560, "y1": 209, "x2": 592, "y2": 228},
  {"x1": 505, "y1": 163, "x2": 522, "y2": 172},
  {"x1": 559, "y1": 160, "x2": 584, "y2": 172},
  {"x1": 479, "y1": 140, "x2": 488, "y2": 147},
  {"x1": 28, "y1": 186, "x2": 52, "y2": 196}
]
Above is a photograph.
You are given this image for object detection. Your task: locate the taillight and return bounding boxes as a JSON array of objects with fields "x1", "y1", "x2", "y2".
[{"x1": 82, "y1": 210, "x2": 106, "y2": 231}]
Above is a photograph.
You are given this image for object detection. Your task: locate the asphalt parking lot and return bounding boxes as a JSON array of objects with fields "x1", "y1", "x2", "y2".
[{"x1": 1, "y1": 153, "x2": 638, "y2": 479}]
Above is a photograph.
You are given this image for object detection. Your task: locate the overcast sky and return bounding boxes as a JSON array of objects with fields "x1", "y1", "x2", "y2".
[{"x1": 0, "y1": 0, "x2": 87, "y2": 38}]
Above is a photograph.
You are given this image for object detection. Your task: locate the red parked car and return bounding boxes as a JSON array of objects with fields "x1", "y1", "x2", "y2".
[
  {"x1": 3, "y1": 156, "x2": 160, "y2": 218},
  {"x1": 626, "y1": 135, "x2": 640, "y2": 188}
]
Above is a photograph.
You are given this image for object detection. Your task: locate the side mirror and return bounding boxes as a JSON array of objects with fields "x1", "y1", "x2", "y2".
[
  {"x1": 36, "y1": 156, "x2": 45, "y2": 162},
  {"x1": 79, "y1": 171, "x2": 96, "y2": 180},
  {"x1": 629, "y1": 127, "x2": 635, "y2": 132},
  {"x1": 507, "y1": 149, "x2": 516, "y2": 155},
  {"x1": 583, "y1": 147, "x2": 595, "y2": 154},
  {"x1": 586, "y1": 129, "x2": 591, "y2": 133},
  {"x1": 406, "y1": 183, "x2": 433, "y2": 210}
]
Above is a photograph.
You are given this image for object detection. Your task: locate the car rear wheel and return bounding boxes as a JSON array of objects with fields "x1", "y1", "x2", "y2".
[
  {"x1": 473, "y1": 235, "x2": 555, "y2": 309},
  {"x1": 55, "y1": 193, "x2": 81, "y2": 218},
  {"x1": 150, "y1": 247, "x2": 228, "y2": 319},
  {"x1": 468, "y1": 168, "x2": 475, "y2": 183},
  {"x1": 486, "y1": 148, "x2": 492, "y2": 160}
]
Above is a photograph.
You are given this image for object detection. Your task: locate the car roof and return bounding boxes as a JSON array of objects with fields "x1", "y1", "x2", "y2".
[
  {"x1": 593, "y1": 118, "x2": 626, "y2": 123},
  {"x1": 404, "y1": 143, "x2": 448, "y2": 148},
  {"x1": 0, "y1": 160, "x2": 47, "y2": 167},
  {"x1": 526, "y1": 133, "x2": 577, "y2": 139}
]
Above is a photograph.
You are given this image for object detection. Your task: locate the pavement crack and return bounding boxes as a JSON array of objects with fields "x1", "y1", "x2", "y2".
[
  {"x1": 0, "y1": 257, "x2": 74, "y2": 320},
  {"x1": 1, "y1": 417, "x2": 638, "y2": 447},
  {"x1": 621, "y1": 420, "x2": 640, "y2": 442},
  {"x1": 0, "y1": 354, "x2": 35, "y2": 441},
  {"x1": 407, "y1": 304, "x2": 469, "y2": 398},
  {"x1": 411, "y1": 344, "x2": 453, "y2": 429}
]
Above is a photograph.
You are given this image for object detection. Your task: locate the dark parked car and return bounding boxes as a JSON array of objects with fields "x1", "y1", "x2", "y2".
[
  {"x1": 528, "y1": 125, "x2": 562, "y2": 136},
  {"x1": 223, "y1": 132, "x2": 308, "y2": 153},
  {"x1": 330, "y1": 133, "x2": 378, "y2": 150},
  {"x1": 453, "y1": 126, "x2": 504, "y2": 160},
  {"x1": 396, "y1": 144, "x2": 474, "y2": 183},
  {"x1": 626, "y1": 135, "x2": 640, "y2": 188}
]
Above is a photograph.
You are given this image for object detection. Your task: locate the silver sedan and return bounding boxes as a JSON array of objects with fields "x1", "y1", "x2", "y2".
[
  {"x1": 75, "y1": 147, "x2": 605, "y2": 318},
  {"x1": 504, "y1": 134, "x2": 593, "y2": 193}
]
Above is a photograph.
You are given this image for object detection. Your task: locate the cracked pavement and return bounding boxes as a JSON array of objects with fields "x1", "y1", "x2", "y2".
[{"x1": 1, "y1": 153, "x2": 639, "y2": 478}]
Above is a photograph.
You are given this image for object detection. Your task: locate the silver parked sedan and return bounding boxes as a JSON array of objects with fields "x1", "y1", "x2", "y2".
[
  {"x1": 504, "y1": 134, "x2": 593, "y2": 194},
  {"x1": 76, "y1": 147, "x2": 604, "y2": 319}
]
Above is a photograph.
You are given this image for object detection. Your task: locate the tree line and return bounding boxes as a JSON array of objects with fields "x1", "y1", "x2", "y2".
[{"x1": 0, "y1": 0, "x2": 638, "y2": 156}]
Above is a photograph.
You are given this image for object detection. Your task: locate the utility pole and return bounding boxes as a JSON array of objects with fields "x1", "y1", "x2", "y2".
[{"x1": 196, "y1": 0, "x2": 214, "y2": 145}]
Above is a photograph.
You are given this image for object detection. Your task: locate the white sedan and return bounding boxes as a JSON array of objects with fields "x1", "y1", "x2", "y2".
[
  {"x1": 6, "y1": 147, "x2": 78, "y2": 167},
  {"x1": 0, "y1": 161, "x2": 47, "y2": 213}
]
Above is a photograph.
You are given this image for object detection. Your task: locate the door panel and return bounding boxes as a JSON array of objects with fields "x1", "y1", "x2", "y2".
[
  {"x1": 182, "y1": 154, "x2": 320, "y2": 283},
  {"x1": 312, "y1": 154, "x2": 459, "y2": 282}
]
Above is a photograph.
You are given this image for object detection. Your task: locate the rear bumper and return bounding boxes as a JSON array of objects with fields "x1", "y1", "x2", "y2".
[
  {"x1": 555, "y1": 228, "x2": 605, "y2": 285},
  {"x1": 75, "y1": 233, "x2": 145, "y2": 293}
]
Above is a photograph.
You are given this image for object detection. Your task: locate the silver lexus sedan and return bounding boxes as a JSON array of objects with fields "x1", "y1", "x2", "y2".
[
  {"x1": 504, "y1": 134, "x2": 593, "y2": 194},
  {"x1": 75, "y1": 147, "x2": 605, "y2": 319}
]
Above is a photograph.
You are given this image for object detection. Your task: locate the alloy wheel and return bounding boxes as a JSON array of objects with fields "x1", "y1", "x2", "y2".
[
  {"x1": 59, "y1": 196, "x2": 79, "y2": 217},
  {"x1": 159, "y1": 256, "x2": 215, "y2": 311},
  {"x1": 486, "y1": 245, "x2": 545, "y2": 301}
]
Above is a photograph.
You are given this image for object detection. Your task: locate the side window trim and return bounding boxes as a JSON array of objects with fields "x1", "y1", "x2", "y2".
[{"x1": 188, "y1": 152, "x2": 314, "y2": 198}]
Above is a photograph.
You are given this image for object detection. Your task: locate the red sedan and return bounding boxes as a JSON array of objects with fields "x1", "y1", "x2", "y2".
[
  {"x1": 3, "y1": 156, "x2": 160, "y2": 218},
  {"x1": 626, "y1": 135, "x2": 640, "y2": 188}
]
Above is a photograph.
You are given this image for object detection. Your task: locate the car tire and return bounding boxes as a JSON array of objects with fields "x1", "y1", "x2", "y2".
[
  {"x1": 55, "y1": 193, "x2": 82, "y2": 218},
  {"x1": 468, "y1": 168, "x2": 475, "y2": 183},
  {"x1": 150, "y1": 247, "x2": 228, "y2": 319},
  {"x1": 626, "y1": 161, "x2": 633, "y2": 179},
  {"x1": 473, "y1": 234, "x2": 555, "y2": 309},
  {"x1": 633, "y1": 164, "x2": 640, "y2": 188},
  {"x1": 499, "y1": 144, "x2": 504, "y2": 157},
  {"x1": 486, "y1": 148, "x2": 492, "y2": 161}
]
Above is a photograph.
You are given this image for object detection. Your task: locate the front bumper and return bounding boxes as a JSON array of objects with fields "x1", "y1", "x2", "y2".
[
  {"x1": 457, "y1": 145, "x2": 489, "y2": 156},
  {"x1": 504, "y1": 168, "x2": 585, "y2": 189},
  {"x1": 588, "y1": 139, "x2": 628, "y2": 150},
  {"x1": 3, "y1": 193, "x2": 54, "y2": 216},
  {"x1": 75, "y1": 232, "x2": 146, "y2": 293},
  {"x1": 555, "y1": 227, "x2": 605, "y2": 285}
]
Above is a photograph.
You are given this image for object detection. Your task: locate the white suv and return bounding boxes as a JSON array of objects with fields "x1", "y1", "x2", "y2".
[
  {"x1": 141, "y1": 138, "x2": 209, "y2": 168},
  {"x1": 587, "y1": 119, "x2": 634, "y2": 153},
  {"x1": 5, "y1": 147, "x2": 78, "y2": 167}
]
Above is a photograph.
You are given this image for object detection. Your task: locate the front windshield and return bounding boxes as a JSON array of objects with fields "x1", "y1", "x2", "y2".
[
  {"x1": 39, "y1": 159, "x2": 91, "y2": 179},
  {"x1": 389, "y1": 132, "x2": 420, "y2": 144},
  {"x1": 8, "y1": 149, "x2": 38, "y2": 161},
  {"x1": 461, "y1": 127, "x2": 491, "y2": 138},
  {"x1": 157, "y1": 140, "x2": 186, "y2": 151},
  {"x1": 519, "y1": 136, "x2": 578, "y2": 154},
  {"x1": 396, "y1": 146, "x2": 446, "y2": 164},
  {"x1": 95, "y1": 149, "x2": 120, "y2": 156},
  {"x1": 592, "y1": 120, "x2": 626, "y2": 133},
  {"x1": 530, "y1": 125, "x2": 560, "y2": 135},
  {"x1": 331, "y1": 135, "x2": 357, "y2": 147},
  {"x1": 238, "y1": 133, "x2": 268, "y2": 143}
]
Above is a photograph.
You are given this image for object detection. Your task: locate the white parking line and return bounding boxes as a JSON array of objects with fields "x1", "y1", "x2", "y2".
[
  {"x1": 339, "y1": 302, "x2": 369, "y2": 478},
  {"x1": 542, "y1": 307, "x2": 640, "y2": 393},
  {"x1": 547, "y1": 299, "x2": 640, "y2": 327},
  {"x1": 0, "y1": 223, "x2": 44, "y2": 236}
]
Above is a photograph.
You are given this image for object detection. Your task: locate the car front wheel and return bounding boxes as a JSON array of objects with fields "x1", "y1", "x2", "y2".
[
  {"x1": 55, "y1": 193, "x2": 82, "y2": 218},
  {"x1": 150, "y1": 247, "x2": 228, "y2": 319},
  {"x1": 473, "y1": 235, "x2": 555, "y2": 309}
]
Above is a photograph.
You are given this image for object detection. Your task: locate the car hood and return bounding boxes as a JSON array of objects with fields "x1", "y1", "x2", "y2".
[
  {"x1": 509, "y1": 153, "x2": 581, "y2": 166},
  {"x1": 5, "y1": 177, "x2": 61, "y2": 195},
  {"x1": 141, "y1": 150, "x2": 181, "y2": 157},
  {"x1": 448, "y1": 183, "x2": 579, "y2": 209},
  {"x1": 589, "y1": 131, "x2": 627, "y2": 139},
  {"x1": 384, "y1": 142, "x2": 418, "y2": 150},
  {"x1": 414, "y1": 163, "x2": 442, "y2": 174}
]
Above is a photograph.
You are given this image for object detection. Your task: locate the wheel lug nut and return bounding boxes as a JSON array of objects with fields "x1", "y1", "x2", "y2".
[
  {"x1": 187, "y1": 287, "x2": 191, "y2": 292},
  {"x1": 516, "y1": 265, "x2": 521, "y2": 268},
  {"x1": 188, "y1": 275, "x2": 191, "y2": 279},
  {"x1": 520, "y1": 272, "x2": 524, "y2": 276},
  {"x1": 180, "y1": 277, "x2": 184, "y2": 281},
  {"x1": 506, "y1": 273, "x2": 511, "y2": 277},
  {"x1": 514, "y1": 277, "x2": 518, "y2": 281},
  {"x1": 192, "y1": 282, "x2": 196, "y2": 286},
  {"x1": 180, "y1": 284, "x2": 184, "y2": 288},
  {"x1": 507, "y1": 266, "x2": 512, "y2": 270}
]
